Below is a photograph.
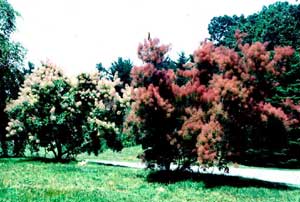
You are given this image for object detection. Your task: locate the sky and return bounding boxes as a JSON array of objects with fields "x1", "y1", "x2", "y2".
[{"x1": 9, "y1": 0, "x2": 298, "y2": 76}]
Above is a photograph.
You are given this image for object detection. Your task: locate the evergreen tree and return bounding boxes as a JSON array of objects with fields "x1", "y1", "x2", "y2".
[
  {"x1": 96, "y1": 57, "x2": 133, "y2": 88},
  {"x1": 110, "y1": 57, "x2": 133, "y2": 87}
]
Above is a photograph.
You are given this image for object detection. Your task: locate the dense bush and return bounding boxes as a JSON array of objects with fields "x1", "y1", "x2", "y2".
[
  {"x1": 5, "y1": 62, "x2": 131, "y2": 160},
  {"x1": 5, "y1": 62, "x2": 77, "y2": 158},
  {"x1": 130, "y1": 33, "x2": 300, "y2": 170},
  {"x1": 74, "y1": 72, "x2": 131, "y2": 153}
]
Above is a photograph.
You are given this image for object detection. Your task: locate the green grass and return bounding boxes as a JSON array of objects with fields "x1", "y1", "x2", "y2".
[
  {"x1": 77, "y1": 145, "x2": 142, "y2": 162},
  {"x1": 0, "y1": 156, "x2": 299, "y2": 202}
]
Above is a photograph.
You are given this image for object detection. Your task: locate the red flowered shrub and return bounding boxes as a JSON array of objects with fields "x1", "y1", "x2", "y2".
[
  {"x1": 137, "y1": 37, "x2": 170, "y2": 65},
  {"x1": 130, "y1": 33, "x2": 300, "y2": 170}
]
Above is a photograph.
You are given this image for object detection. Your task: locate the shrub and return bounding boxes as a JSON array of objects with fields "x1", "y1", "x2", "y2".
[
  {"x1": 5, "y1": 62, "x2": 131, "y2": 160},
  {"x1": 74, "y1": 72, "x2": 131, "y2": 154},
  {"x1": 5, "y1": 62, "x2": 79, "y2": 159},
  {"x1": 130, "y1": 33, "x2": 300, "y2": 170}
]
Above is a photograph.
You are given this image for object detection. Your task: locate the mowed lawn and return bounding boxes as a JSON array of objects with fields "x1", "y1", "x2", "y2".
[{"x1": 0, "y1": 147, "x2": 299, "y2": 202}]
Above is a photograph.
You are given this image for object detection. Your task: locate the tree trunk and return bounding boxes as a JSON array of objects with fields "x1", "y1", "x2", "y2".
[
  {"x1": 56, "y1": 141, "x2": 63, "y2": 161},
  {"x1": 0, "y1": 113, "x2": 8, "y2": 157}
]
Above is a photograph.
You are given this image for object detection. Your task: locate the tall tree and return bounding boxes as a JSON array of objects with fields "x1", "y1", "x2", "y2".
[
  {"x1": 175, "y1": 51, "x2": 189, "y2": 70},
  {"x1": 110, "y1": 57, "x2": 133, "y2": 87},
  {"x1": 208, "y1": 15, "x2": 240, "y2": 47},
  {"x1": 208, "y1": 2, "x2": 300, "y2": 50},
  {"x1": 0, "y1": 0, "x2": 25, "y2": 156},
  {"x1": 96, "y1": 57, "x2": 133, "y2": 88}
]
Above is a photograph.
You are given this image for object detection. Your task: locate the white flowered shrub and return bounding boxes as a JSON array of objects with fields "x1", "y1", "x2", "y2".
[
  {"x1": 74, "y1": 72, "x2": 131, "y2": 154},
  {"x1": 5, "y1": 62, "x2": 81, "y2": 159},
  {"x1": 5, "y1": 62, "x2": 131, "y2": 160}
]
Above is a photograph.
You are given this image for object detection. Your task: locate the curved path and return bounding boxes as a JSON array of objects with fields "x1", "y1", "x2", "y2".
[{"x1": 85, "y1": 159, "x2": 300, "y2": 188}]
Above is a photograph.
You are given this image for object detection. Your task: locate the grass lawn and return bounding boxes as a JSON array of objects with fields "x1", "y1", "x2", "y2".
[
  {"x1": 77, "y1": 146, "x2": 143, "y2": 162},
  {"x1": 0, "y1": 147, "x2": 299, "y2": 202}
]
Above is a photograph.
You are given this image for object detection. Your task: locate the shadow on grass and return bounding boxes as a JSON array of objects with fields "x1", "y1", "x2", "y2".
[
  {"x1": 146, "y1": 170, "x2": 295, "y2": 190},
  {"x1": 13, "y1": 156, "x2": 75, "y2": 164}
]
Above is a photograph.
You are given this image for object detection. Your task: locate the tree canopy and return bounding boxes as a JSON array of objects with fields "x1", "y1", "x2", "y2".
[
  {"x1": 96, "y1": 57, "x2": 133, "y2": 88},
  {"x1": 208, "y1": 2, "x2": 300, "y2": 50},
  {"x1": 0, "y1": 0, "x2": 26, "y2": 156}
]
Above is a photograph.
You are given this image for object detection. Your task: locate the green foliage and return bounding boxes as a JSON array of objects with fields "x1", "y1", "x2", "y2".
[
  {"x1": 96, "y1": 57, "x2": 133, "y2": 89},
  {"x1": 95, "y1": 62, "x2": 107, "y2": 76},
  {"x1": 110, "y1": 57, "x2": 133, "y2": 87},
  {"x1": 208, "y1": 2, "x2": 300, "y2": 50},
  {"x1": 174, "y1": 52, "x2": 190, "y2": 86},
  {"x1": 22, "y1": 61, "x2": 35, "y2": 75},
  {"x1": 175, "y1": 52, "x2": 190, "y2": 70},
  {"x1": 0, "y1": 0, "x2": 26, "y2": 156},
  {"x1": 0, "y1": 0, "x2": 18, "y2": 37},
  {"x1": 271, "y1": 51, "x2": 300, "y2": 104},
  {"x1": 5, "y1": 63, "x2": 131, "y2": 160},
  {"x1": 208, "y1": 14, "x2": 240, "y2": 47}
]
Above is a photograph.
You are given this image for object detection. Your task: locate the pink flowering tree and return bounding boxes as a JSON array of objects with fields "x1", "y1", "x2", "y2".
[{"x1": 130, "y1": 33, "x2": 300, "y2": 170}]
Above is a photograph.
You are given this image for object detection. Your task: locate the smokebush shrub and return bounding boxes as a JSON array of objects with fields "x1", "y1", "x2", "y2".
[
  {"x1": 5, "y1": 62, "x2": 79, "y2": 159},
  {"x1": 5, "y1": 62, "x2": 131, "y2": 160},
  {"x1": 75, "y1": 72, "x2": 131, "y2": 154},
  {"x1": 130, "y1": 33, "x2": 300, "y2": 170}
]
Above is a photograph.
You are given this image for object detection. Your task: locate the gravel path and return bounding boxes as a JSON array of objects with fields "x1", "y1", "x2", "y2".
[{"x1": 86, "y1": 159, "x2": 300, "y2": 188}]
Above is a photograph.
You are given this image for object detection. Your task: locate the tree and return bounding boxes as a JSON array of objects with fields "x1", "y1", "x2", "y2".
[
  {"x1": 6, "y1": 62, "x2": 131, "y2": 160},
  {"x1": 130, "y1": 35, "x2": 300, "y2": 170},
  {"x1": 175, "y1": 52, "x2": 190, "y2": 70},
  {"x1": 208, "y1": 2, "x2": 300, "y2": 50},
  {"x1": 0, "y1": 0, "x2": 25, "y2": 156},
  {"x1": 208, "y1": 15, "x2": 240, "y2": 47},
  {"x1": 22, "y1": 61, "x2": 35, "y2": 75},
  {"x1": 96, "y1": 62, "x2": 110, "y2": 78},
  {"x1": 250, "y1": 2, "x2": 300, "y2": 118},
  {"x1": 173, "y1": 52, "x2": 190, "y2": 86},
  {"x1": 96, "y1": 57, "x2": 133, "y2": 89},
  {"x1": 208, "y1": 2, "x2": 300, "y2": 153},
  {"x1": 110, "y1": 57, "x2": 133, "y2": 87}
]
